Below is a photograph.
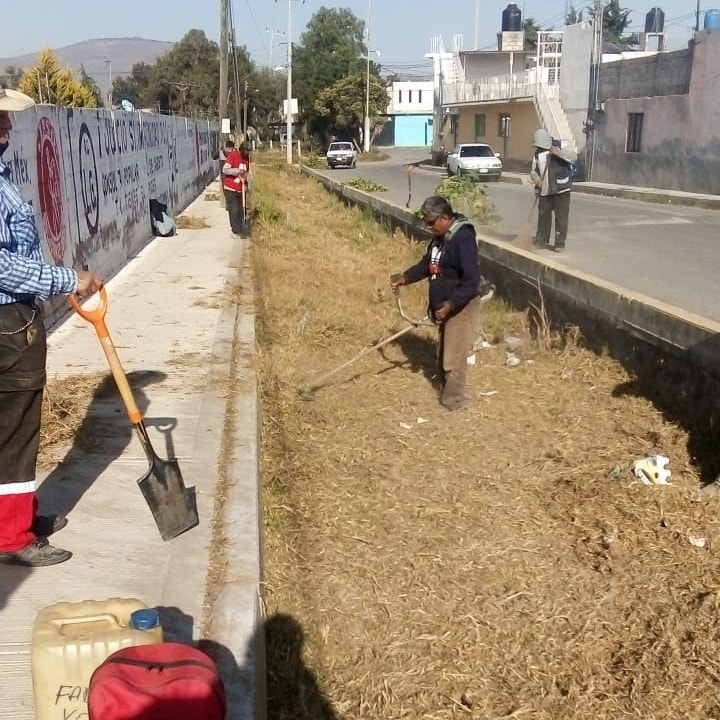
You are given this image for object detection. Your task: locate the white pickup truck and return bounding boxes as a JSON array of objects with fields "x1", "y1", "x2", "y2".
[{"x1": 326, "y1": 141, "x2": 357, "y2": 169}]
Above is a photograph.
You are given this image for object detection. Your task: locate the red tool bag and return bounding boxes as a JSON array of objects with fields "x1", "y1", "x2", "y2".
[{"x1": 87, "y1": 642, "x2": 226, "y2": 720}]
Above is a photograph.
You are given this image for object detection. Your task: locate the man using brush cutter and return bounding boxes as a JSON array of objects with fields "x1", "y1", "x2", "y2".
[
  {"x1": 390, "y1": 195, "x2": 482, "y2": 412},
  {"x1": 0, "y1": 90, "x2": 103, "y2": 566}
]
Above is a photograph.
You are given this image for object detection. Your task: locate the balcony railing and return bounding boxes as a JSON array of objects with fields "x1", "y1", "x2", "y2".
[{"x1": 441, "y1": 73, "x2": 536, "y2": 105}]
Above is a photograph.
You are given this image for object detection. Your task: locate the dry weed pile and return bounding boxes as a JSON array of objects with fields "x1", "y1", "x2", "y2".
[
  {"x1": 39, "y1": 372, "x2": 109, "y2": 468},
  {"x1": 252, "y1": 154, "x2": 720, "y2": 719}
]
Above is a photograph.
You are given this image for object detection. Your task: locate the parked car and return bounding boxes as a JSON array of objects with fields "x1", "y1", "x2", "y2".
[
  {"x1": 446, "y1": 143, "x2": 503, "y2": 181},
  {"x1": 326, "y1": 141, "x2": 357, "y2": 169}
]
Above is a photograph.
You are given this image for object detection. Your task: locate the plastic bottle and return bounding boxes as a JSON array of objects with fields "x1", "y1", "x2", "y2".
[{"x1": 31, "y1": 598, "x2": 163, "y2": 720}]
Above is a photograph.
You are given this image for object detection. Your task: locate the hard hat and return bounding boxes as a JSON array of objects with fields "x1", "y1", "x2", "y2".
[
  {"x1": 0, "y1": 88, "x2": 35, "y2": 111},
  {"x1": 532, "y1": 128, "x2": 552, "y2": 150}
]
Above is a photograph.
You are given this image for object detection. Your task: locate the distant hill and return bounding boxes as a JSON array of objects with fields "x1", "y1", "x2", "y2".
[{"x1": 0, "y1": 38, "x2": 176, "y2": 101}]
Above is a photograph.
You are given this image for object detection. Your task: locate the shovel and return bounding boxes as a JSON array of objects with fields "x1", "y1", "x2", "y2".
[
  {"x1": 241, "y1": 183, "x2": 250, "y2": 236},
  {"x1": 68, "y1": 287, "x2": 199, "y2": 541}
]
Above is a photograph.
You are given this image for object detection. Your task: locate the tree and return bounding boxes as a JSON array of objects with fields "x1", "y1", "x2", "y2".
[
  {"x1": 18, "y1": 49, "x2": 95, "y2": 107},
  {"x1": 80, "y1": 65, "x2": 103, "y2": 107},
  {"x1": 248, "y1": 68, "x2": 286, "y2": 139},
  {"x1": 523, "y1": 17, "x2": 544, "y2": 51},
  {"x1": 314, "y1": 73, "x2": 387, "y2": 147},
  {"x1": 0, "y1": 65, "x2": 22, "y2": 89},
  {"x1": 587, "y1": 0, "x2": 633, "y2": 46},
  {"x1": 292, "y1": 7, "x2": 367, "y2": 142},
  {"x1": 566, "y1": 5, "x2": 584, "y2": 24},
  {"x1": 112, "y1": 62, "x2": 155, "y2": 110}
]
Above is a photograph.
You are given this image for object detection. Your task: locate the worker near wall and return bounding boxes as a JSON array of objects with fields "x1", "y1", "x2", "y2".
[{"x1": 0, "y1": 89, "x2": 103, "y2": 567}]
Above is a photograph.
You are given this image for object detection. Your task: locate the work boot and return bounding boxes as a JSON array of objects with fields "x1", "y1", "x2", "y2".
[
  {"x1": 32, "y1": 514, "x2": 68, "y2": 537},
  {"x1": 0, "y1": 538, "x2": 72, "y2": 567}
]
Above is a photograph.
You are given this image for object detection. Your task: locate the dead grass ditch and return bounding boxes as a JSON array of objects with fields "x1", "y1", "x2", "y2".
[{"x1": 250, "y1": 155, "x2": 720, "y2": 719}]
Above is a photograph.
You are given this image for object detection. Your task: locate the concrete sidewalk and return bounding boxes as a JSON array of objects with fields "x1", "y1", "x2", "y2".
[{"x1": 0, "y1": 179, "x2": 261, "y2": 720}]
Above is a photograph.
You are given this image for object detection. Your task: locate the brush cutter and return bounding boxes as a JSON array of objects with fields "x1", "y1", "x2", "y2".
[
  {"x1": 299, "y1": 290, "x2": 434, "y2": 397},
  {"x1": 68, "y1": 287, "x2": 199, "y2": 541}
]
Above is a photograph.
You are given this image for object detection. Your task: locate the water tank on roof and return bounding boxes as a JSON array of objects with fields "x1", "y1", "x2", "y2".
[
  {"x1": 502, "y1": 3, "x2": 522, "y2": 32},
  {"x1": 704, "y1": 8, "x2": 720, "y2": 30},
  {"x1": 644, "y1": 7, "x2": 665, "y2": 33}
]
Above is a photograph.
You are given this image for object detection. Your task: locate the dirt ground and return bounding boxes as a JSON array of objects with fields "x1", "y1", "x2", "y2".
[
  {"x1": 40, "y1": 156, "x2": 720, "y2": 719},
  {"x1": 249, "y1": 156, "x2": 720, "y2": 720}
]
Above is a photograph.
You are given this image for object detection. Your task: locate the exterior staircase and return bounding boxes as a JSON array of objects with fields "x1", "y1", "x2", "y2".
[{"x1": 534, "y1": 85, "x2": 578, "y2": 155}]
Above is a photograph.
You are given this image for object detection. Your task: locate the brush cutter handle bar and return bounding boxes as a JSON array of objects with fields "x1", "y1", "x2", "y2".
[
  {"x1": 393, "y1": 289, "x2": 434, "y2": 327},
  {"x1": 68, "y1": 286, "x2": 143, "y2": 425}
]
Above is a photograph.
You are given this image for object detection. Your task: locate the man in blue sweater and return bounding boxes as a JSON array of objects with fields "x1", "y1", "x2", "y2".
[{"x1": 390, "y1": 195, "x2": 481, "y2": 411}]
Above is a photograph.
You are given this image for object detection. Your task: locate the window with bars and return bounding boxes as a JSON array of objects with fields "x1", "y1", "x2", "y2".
[{"x1": 626, "y1": 113, "x2": 643, "y2": 153}]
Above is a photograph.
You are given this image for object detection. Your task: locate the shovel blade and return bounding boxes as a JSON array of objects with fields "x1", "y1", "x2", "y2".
[{"x1": 138, "y1": 457, "x2": 199, "y2": 541}]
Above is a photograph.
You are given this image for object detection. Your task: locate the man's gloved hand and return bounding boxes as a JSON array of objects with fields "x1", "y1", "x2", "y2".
[
  {"x1": 389, "y1": 273, "x2": 406, "y2": 289},
  {"x1": 433, "y1": 300, "x2": 453, "y2": 322}
]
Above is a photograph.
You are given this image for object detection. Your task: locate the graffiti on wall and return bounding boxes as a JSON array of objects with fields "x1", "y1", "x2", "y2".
[
  {"x1": 36, "y1": 117, "x2": 66, "y2": 264},
  {"x1": 23, "y1": 106, "x2": 221, "y2": 280}
]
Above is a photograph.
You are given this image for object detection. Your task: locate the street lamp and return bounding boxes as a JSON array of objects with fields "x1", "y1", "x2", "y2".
[
  {"x1": 104, "y1": 57, "x2": 112, "y2": 107},
  {"x1": 364, "y1": 0, "x2": 372, "y2": 153},
  {"x1": 360, "y1": 49, "x2": 380, "y2": 153}
]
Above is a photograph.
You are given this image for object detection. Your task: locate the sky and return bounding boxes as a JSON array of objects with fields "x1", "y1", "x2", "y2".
[{"x1": 5, "y1": 0, "x2": 701, "y2": 77}]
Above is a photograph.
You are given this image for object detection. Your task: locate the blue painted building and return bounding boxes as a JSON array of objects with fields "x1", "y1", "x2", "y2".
[{"x1": 381, "y1": 80, "x2": 434, "y2": 147}]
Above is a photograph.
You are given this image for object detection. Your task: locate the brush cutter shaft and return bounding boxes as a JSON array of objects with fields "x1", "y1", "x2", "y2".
[{"x1": 303, "y1": 323, "x2": 416, "y2": 392}]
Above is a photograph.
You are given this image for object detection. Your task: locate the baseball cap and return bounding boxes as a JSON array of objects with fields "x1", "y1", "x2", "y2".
[{"x1": 0, "y1": 89, "x2": 36, "y2": 111}]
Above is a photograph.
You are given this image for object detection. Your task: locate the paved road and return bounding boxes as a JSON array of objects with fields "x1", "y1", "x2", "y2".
[{"x1": 318, "y1": 148, "x2": 720, "y2": 323}]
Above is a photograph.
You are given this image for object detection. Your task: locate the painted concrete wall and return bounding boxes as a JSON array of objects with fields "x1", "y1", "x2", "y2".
[
  {"x1": 394, "y1": 115, "x2": 433, "y2": 146},
  {"x1": 461, "y1": 52, "x2": 535, "y2": 81},
  {"x1": 598, "y1": 48, "x2": 691, "y2": 99},
  {"x1": 454, "y1": 101, "x2": 536, "y2": 168},
  {"x1": 560, "y1": 22, "x2": 593, "y2": 161},
  {"x1": 386, "y1": 81, "x2": 434, "y2": 114},
  {"x1": 5, "y1": 106, "x2": 218, "y2": 289},
  {"x1": 592, "y1": 30, "x2": 720, "y2": 192}
]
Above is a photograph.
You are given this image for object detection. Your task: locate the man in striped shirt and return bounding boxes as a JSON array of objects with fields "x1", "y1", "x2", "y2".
[{"x1": 0, "y1": 89, "x2": 103, "y2": 567}]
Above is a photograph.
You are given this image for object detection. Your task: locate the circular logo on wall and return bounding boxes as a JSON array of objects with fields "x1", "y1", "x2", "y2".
[
  {"x1": 36, "y1": 116, "x2": 65, "y2": 264},
  {"x1": 78, "y1": 123, "x2": 99, "y2": 236}
]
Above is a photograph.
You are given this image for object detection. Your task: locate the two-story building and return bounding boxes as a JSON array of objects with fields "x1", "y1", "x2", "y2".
[
  {"x1": 428, "y1": 3, "x2": 720, "y2": 194},
  {"x1": 377, "y1": 79, "x2": 434, "y2": 147}
]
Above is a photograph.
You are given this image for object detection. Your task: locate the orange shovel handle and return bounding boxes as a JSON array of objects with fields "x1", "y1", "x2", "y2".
[{"x1": 68, "y1": 286, "x2": 143, "y2": 425}]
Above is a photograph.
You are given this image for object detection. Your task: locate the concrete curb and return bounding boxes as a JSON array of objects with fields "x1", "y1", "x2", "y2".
[{"x1": 408, "y1": 161, "x2": 720, "y2": 210}]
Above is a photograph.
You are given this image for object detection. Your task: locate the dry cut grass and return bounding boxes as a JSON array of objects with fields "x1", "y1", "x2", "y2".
[{"x1": 251, "y1": 153, "x2": 720, "y2": 720}]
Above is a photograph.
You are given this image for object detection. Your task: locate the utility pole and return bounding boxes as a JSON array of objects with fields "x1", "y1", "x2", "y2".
[
  {"x1": 285, "y1": 0, "x2": 293, "y2": 164},
  {"x1": 696, "y1": 0, "x2": 701, "y2": 32},
  {"x1": 364, "y1": 0, "x2": 372, "y2": 153},
  {"x1": 585, "y1": 0, "x2": 604, "y2": 180},
  {"x1": 266, "y1": 27, "x2": 285, "y2": 70},
  {"x1": 104, "y1": 58, "x2": 112, "y2": 107},
  {"x1": 243, "y1": 80, "x2": 249, "y2": 135},
  {"x1": 474, "y1": 0, "x2": 480, "y2": 49},
  {"x1": 219, "y1": 0, "x2": 229, "y2": 131}
]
